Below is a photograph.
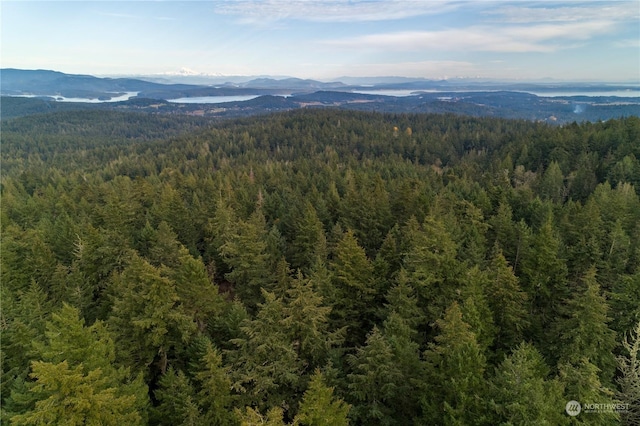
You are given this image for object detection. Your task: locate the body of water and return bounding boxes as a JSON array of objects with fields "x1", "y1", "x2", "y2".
[
  {"x1": 11, "y1": 92, "x2": 139, "y2": 103},
  {"x1": 167, "y1": 95, "x2": 261, "y2": 104},
  {"x1": 352, "y1": 88, "x2": 640, "y2": 98},
  {"x1": 519, "y1": 89, "x2": 640, "y2": 98}
]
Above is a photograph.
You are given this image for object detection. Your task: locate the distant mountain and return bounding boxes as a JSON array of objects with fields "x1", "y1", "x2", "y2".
[
  {"x1": 0, "y1": 68, "x2": 187, "y2": 99},
  {"x1": 238, "y1": 77, "x2": 346, "y2": 91},
  {"x1": 0, "y1": 69, "x2": 341, "y2": 99},
  {"x1": 2, "y1": 69, "x2": 638, "y2": 123}
]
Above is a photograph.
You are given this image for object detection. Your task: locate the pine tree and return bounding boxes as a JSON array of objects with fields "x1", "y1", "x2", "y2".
[
  {"x1": 556, "y1": 267, "x2": 617, "y2": 385},
  {"x1": 402, "y1": 216, "x2": 461, "y2": 325},
  {"x1": 485, "y1": 248, "x2": 529, "y2": 356},
  {"x1": 229, "y1": 290, "x2": 302, "y2": 411},
  {"x1": 153, "y1": 367, "x2": 202, "y2": 426},
  {"x1": 539, "y1": 161, "x2": 566, "y2": 203},
  {"x1": 235, "y1": 406, "x2": 285, "y2": 426},
  {"x1": 289, "y1": 201, "x2": 327, "y2": 274},
  {"x1": 328, "y1": 229, "x2": 378, "y2": 347},
  {"x1": 610, "y1": 272, "x2": 640, "y2": 337},
  {"x1": 220, "y1": 209, "x2": 272, "y2": 311},
  {"x1": 169, "y1": 246, "x2": 226, "y2": 332},
  {"x1": 422, "y1": 302, "x2": 488, "y2": 425},
  {"x1": 520, "y1": 216, "x2": 568, "y2": 349},
  {"x1": 346, "y1": 326, "x2": 403, "y2": 425},
  {"x1": 491, "y1": 342, "x2": 566, "y2": 426},
  {"x1": 281, "y1": 272, "x2": 344, "y2": 367},
  {"x1": 617, "y1": 321, "x2": 640, "y2": 426},
  {"x1": 194, "y1": 341, "x2": 236, "y2": 426},
  {"x1": 9, "y1": 304, "x2": 148, "y2": 425},
  {"x1": 383, "y1": 269, "x2": 425, "y2": 340},
  {"x1": 109, "y1": 254, "x2": 196, "y2": 373},
  {"x1": 556, "y1": 270, "x2": 619, "y2": 425},
  {"x1": 294, "y1": 370, "x2": 351, "y2": 426},
  {"x1": 460, "y1": 267, "x2": 497, "y2": 354}
]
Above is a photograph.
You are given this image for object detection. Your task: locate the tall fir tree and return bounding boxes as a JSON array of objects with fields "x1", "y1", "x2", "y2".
[
  {"x1": 108, "y1": 254, "x2": 196, "y2": 374},
  {"x1": 220, "y1": 209, "x2": 273, "y2": 311},
  {"x1": 294, "y1": 370, "x2": 351, "y2": 426},
  {"x1": 490, "y1": 342, "x2": 567, "y2": 426},
  {"x1": 9, "y1": 304, "x2": 148, "y2": 425},
  {"x1": 485, "y1": 248, "x2": 529, "y2": 357},
  {"x1": 328, "y1": 229, "x2": 378, "y2": 347},
  {"x1": 616, "y1": 321, "x2": 640, "y2": 426},
  {"x1": 422, "y1": 302, "x2": 489, "y2": 426}
]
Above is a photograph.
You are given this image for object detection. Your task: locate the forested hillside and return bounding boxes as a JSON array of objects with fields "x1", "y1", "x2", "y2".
[{"x1": 2, "y1": 109, "x2": 639, "y2": 425}]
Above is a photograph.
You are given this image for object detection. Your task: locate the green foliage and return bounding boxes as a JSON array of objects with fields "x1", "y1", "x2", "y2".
[
  {"x1": 328, "y1": 229, "x2": 378, "y2": 346},
  {"x1": 491, "y1": 342, "x2": 567, "y2": 425},
  {"x1": 485, "y1": 248, "x2": 529, "y2": 356},
  {"x1": 8, "y1": 304, "x2": 148, "y2": 425},
  {"x1": 220, "y1": 209, "x2": 273, "y2": 311},
  {"x1": 153, "y1": 367, "x2": 202, "y2": 426},
  {"x1": 294, "y1": 370, "x2": 351, "y2": 426},
  {"x1": 617, "y1": 322, "x2": 640, "y2": 426},
  {"x1": 556, "y1": 267, "x2": 617, "y2": 385},
  {"x1": 109, "y1": 254, "x2": 197, "y2": 373},
  {"x1": 3, "y1": 109, "x2": 639, "y2": 424},
  {"x1": 194, "y1": 341, "x2": 236, "y2": 425},
  {"x1": 423, "y1": 302, "x2": 488, "y2": 425},
  {"x1": 347, "y1": 326, "x2": 404, "y2": 425}
]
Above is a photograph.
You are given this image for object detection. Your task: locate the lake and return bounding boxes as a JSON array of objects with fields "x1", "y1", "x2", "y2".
[
  {"x1": 352, "y1": 88, "x2": 640, "y2": 98},
  {"x1": 167, "y1": 95, "x2": 262, "y2": 103},
  {"x1": 11, "y1": 92, "x2": 139, "y2": 103}
]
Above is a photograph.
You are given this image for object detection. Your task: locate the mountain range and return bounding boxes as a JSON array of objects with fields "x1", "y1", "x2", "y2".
[{"x1": 2, "y1": 68, "x2": 639, "y2": 123}]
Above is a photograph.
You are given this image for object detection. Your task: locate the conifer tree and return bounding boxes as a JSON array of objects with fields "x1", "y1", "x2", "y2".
[
  {"x1": 422, "y1": 302, "x2": 488, "y2": 425},
  {"x1": 220, "y1": 209, "x2": 272, "y2": 311},
  {"x1": 347, "y1": 326, "x2": 403, "y2": 425},
  {"x1": 539, "y1": 160, "x2": 566, "y2": 203},
  {"x1": 289, "y1": 201, "x2": 327, "y2": 274},
  {"x1": 402, "y1": 216, "x2": 461, "y2": 325},
  {"x1": 485, "y1": 248, "x2": 529, "y2": 356},
  {"x1": 9, "y1": 304, "x2": 148, "y2": 425},
  {"x1": 235, "y1": 406, "x2": 285, "y2": 426},
  {"x1": 610, "y1": 272, "x2": 640, "y2": 337},
  {"x1": 383, "y1": 269, "x2": 424, "y2": 339},
  {"x1": 617, "y1": 321, "x2": 640, "y2": 426},
  {"x1": 281, "y1": 272, "x2": 344, "y2": 366},
  {"x1": 557, "y1": 269, "x2": 619, "y2": 425},
  {"x1": 194, "y1": 341, "x2": 236, "y2": 426},
  {"x1": 491, "y1": 342, "x2": 566, "y2": 426},
  {"x1": 153, "y1": 367, "x2": 202, "y2": 426},
  {"x1": 520, "y1": 216, "x2": 568, "y2": 348},
  {"x1": 328, "y1": 229, "x2": 378, "y2": 347},
  {"x1": 109, "y1": 254, "x2": 196, "y2": 373},
  {"x1": 459, "y1": 267, "x2": 497, "y2": 354},
  {"x1": 169, "y1": 246, "x2": 225, "y2": 332},
  {"x1": 294, "y1": 370, "x2": 351, "y2": 426},
  {"x1": 229, "y1": 290, "x2": 302, "y2": 411},
  {"x1": 556, "y1": 267, "x2": 617, "y2": 385}
]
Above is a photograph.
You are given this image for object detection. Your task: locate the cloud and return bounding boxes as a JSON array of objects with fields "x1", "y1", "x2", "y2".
[
  {"x1": 614, "y1": 38, "x2": 640, "y2": 48},
  {"x1": 98, "y1": 12, "x2": 138, "y2": 19},
  {"x1": 214, "y1": 0, "x2": 461, "y2": 23},
  {"x1": 323, "y1": 20, "x2": 619, "y2": 53},
  {"x1": 483, "y1": 2, "x2": 640, "y2": 24},
  {"x1": 328, "y1": 60, "x2": 477, "y2": 78}
]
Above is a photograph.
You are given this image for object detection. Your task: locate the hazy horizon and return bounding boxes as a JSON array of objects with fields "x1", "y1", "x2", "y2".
[{"x1": 2, "y1": 1, "x2": 639, "y2": 82}]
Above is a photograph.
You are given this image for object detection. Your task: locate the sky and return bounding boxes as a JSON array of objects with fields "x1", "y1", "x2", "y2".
[{"x1": 1, "y1": 0, "x2": 639, "y2": 81}]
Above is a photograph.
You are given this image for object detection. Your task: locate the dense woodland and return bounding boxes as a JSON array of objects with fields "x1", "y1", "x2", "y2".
[{"x1": 2, "y1": 109, "x2": 640, "y2": 425}]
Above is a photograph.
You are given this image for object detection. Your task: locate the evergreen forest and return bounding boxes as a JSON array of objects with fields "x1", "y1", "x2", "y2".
[{"x1": 2, "y1": 109, "x2": 640, "y2": 425}]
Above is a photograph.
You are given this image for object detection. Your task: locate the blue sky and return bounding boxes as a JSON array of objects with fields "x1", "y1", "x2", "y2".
[{"x1": 2, "y1": 1, "x2": 639, "y2": 81}]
